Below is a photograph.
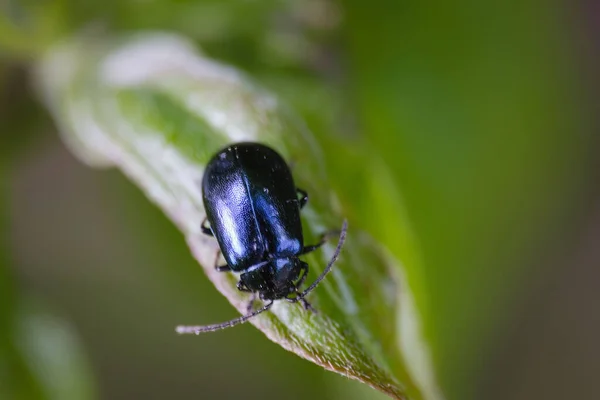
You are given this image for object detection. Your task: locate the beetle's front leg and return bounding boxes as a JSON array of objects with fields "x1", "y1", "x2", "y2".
[
  {"x1": 236, "y1": 281, "x2": 252, "y2": 292},
  {"x1": 245, "y1": 293, "x2": 257, "y2": 313},
  {"x1": 299, "y1": 297, "x2": 316, "y2": 312},
  {"x1": 285, "y1": 293, "x2": 317, "y2": 312}
]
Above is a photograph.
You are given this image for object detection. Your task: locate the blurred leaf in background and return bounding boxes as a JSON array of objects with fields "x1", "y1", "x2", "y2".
[
  {"x1": 341, "y1": 1, "x2": 600, "y2": 399},
  {"x1": 1, "y1": 65, "x2": 97, "y2": 399},
  {"x1": 2, "y1": 0, "x2": 600, "y2": 400}
]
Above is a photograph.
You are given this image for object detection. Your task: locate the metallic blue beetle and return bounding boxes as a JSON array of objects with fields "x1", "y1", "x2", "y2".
[{"x1": 177, "y1": 142, "x2": 346, "y2": 333}]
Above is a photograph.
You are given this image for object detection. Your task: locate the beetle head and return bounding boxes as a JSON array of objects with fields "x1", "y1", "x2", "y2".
[
  {"x1": 240, "y1": 257, "x2": 306, "y2": 300},
  {"x1": 175, "y1": 220, "x2": 348, "y2": 334}
]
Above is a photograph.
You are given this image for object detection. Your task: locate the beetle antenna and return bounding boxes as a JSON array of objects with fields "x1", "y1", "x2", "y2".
[
  {"x1": 175, "y1": 301, "x2": 274, "y2": 334},
  {"x1": 300, "y1": 219, "x2": 348, "y2": 298}
]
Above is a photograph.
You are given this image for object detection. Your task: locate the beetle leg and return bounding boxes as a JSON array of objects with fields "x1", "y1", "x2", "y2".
[
  {"x1": 246, "y1": 293, "x2": 257, "y2": 313},
  {"x1": 296, "y1": 188, "x2": 308, "y2": 209},
  {"x1": 295, "y1": 262, "x2": 309, "y2": 289},
  {"x1": 299, "y1": 297, "x2": 317, "y2": 312},
  {"x1": 300, "y1": 242, "x2": 323, "y2": 254},
  {"x1": 212, "y1": 249, "x2": 230, "y2": 272},
  {"x1": 285, "y1": 293, "x2": 317, "y2": 312},
  {"x1": 236, "y1": 281, "x2": 252, "y2": 292},
  {"x1": 301, "y1": 229, "x2": 340, "y2": 255},
  {"x1": 201, "y1": 217, "x2": 213, "y2": 236}
]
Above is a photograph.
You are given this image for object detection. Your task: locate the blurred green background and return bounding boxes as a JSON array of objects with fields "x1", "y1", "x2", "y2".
[{"x1": 2, "y1": 0, "x2": 599, "y2": 399}]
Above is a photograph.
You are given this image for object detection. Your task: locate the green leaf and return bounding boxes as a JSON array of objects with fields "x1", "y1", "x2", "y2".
[
  {"x1": 10, "y1": 300, "x2": 98, "y2": 400},
  {"x1": 0, "y1": 299, "x2": 97, "y2": 400},
  {"x1": 0, "y1": 92, "x2": 96, "y2": 399},
  {"x1": 34, "y1": 33, "x2": 440, "y2": 399},
  {"x1": 341, "y1": 1, "x2": 592, "y2": 399}
]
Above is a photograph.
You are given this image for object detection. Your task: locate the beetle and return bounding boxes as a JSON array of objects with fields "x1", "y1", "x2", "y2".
[{"x1": 176, "y1": 142, "x2": 347, "y2": 334}]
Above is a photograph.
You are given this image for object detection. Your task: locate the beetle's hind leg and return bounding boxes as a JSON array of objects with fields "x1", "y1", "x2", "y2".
[
  {"x1": 301, "y1": 229, "x2": 340, "y2": 255},
  {"x1": 296, "y1": 188, "x2": 308, "y2": 209},
  {"x1": 288, "y1": 188, "x2": 309, "y2": 209},
  {"x1": 201, "y1": 217, "x2": 213, "y2": 236}
]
